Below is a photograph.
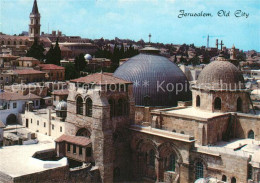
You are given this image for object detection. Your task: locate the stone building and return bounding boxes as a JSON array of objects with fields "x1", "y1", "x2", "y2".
[
  {"x1": 64, "y1": 72, "x2": 135, "y2": 182},
  {"x1": 128, "y1": 54, "x2": 260, "y2": 183},
  {"x1": 38, "y1": 64, "x2": 65, "y2": 81},
  {"x1": 16, "y1": 52, "x2": 260, "y2": 183},
  {"x1": 0, "y1": 91, "x2": 41, "y2": 125}
]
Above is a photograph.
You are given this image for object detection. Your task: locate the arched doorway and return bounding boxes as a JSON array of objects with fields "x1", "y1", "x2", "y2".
[
  {"x1": 248, "y1": 130, "x2": 254, "y2": 139},
  {"x1": 76, "y1": 128, "x2": 91, "y2": 138},
  {"x1": 6, "y1": 114, "x2": 17, "y2": 125},
  {"x1": 158, "y1": 142, "x2": 183, "y2": 182},
  {"x1": 136, "y1": 139, "x2": 157, "y2": 181}
]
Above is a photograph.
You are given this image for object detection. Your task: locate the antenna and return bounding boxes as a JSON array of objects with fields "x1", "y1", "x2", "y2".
[
  {"x1": 149, "y1": 33, "x2": 151, "y2": 43},
  {"x1": 207, "y1": 35, "x2": 209, "y2": 48}
]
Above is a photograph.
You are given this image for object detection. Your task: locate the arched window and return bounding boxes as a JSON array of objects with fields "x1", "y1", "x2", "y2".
[
  {"x1": 231, "y1": 177, "x2": 236, "y2": 183},
  {"x1": 248, "y1": 164, "x2": 252, "y2": 180},
  {"x1": 222, "y1": 175, "x2": 227, "y2": 182},
  {"x1": 214, "y1": 97, "x2": 221, "y2": 110},
  {"x1": 118, "y1": 99, "x2": 123, "y2": 116},
  {"x1": 86, "y1": 98, "x2": 92, "y2": 117},
  {"x1": 76, "y1": 96, "x2": 83, "y2": 115},
  {"x1": 109, "y1": 99, "x2": 115, "y2": 118},
  {"x1": 149, "y1": 149, "x2": 155, "y2": 167},
  {"x1": 180, "y1": 131, "x2": 185, "y2": 134},
  {"x1": 196, "y1": 95, "x2": 200, "y2": 107},
  {"x1": 248, "y1": 130, "x2": 254, "y2": 139},
  {"x1": 172, "y1": 129, "x2": 176, "y2": 132},
  {"x1": 195, "y1": 161, "x2": 204, "y2": 180},
  {"x1": 237, "y1": 97, "x2": 242, "y2": 112},
  {"x1": 168, "y1": 154, "x2": 175, "y2": 172}
]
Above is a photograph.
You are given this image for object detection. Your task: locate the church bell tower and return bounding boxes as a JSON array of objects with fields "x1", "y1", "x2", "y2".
[{"x1": 29, "y1": 0, "x2": 41, "y2": 41}]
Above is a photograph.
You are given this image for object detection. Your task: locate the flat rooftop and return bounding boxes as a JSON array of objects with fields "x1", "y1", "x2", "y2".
[
  {"x1": 165, "y1": 107, "x2": 226, "y2": 120},
  {"x1": 196, "y1": 138, "x2": 260, "y2": 163},
  {"x1": 0, "y1": 128, "x2": 67, "y2": 178}
]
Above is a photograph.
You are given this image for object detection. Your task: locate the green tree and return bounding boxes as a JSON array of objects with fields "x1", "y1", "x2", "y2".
[
  {"x1": 190, "y1": 56, "x2": 200, "y2": 66},
  {"x1": 65, "y1": 63, "x2": 78, "y2": 80},
  {"x1": 53, "y1": 39, "x2": 61, "y2": 65},
  {"x1": 45, "y1": 45, "x2": 54, "y2": 64},
  {"x1": 26, "y1": 38, "x2": 45, "y2": 61},
  {"x1": 75, "y1": 54, "x2": 87, "y2": 72},
  {"x1": 45, "y1": 38, "x2": 61, "y2": 65}
]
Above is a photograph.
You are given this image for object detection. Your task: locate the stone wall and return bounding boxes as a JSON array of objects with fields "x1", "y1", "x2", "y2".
[
  {"x1": 192, "y1": 89, "x2": 250, "y2": 113},
  {"x1": 191, "y1": 149, "x2": 250, "y2": 183},
  {"x1": 236, "y1": 113, "x2": 260, "y2": 140}
]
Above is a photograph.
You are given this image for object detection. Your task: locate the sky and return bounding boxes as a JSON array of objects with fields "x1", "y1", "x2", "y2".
[{"x1": 0, "y1": 0, "x2": 259, "y2": 51}]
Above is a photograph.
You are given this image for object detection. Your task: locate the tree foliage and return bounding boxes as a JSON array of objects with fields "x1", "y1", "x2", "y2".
[
  {"x1": 26, "y1": 38, "x2": 45, "y2": 61},
  {"x1": 45, "y1": 38, "x2": 61, "y2": 65},
  {"x1": 65, "y1": 63, "x2": 78, "y2": 80}
]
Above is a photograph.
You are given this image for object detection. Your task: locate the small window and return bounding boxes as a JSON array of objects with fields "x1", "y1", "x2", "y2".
[
  {"x1": 36, "y1": 100, "x2": 39, "y2": 106},
  {"x1": 222, "y1": 175, "x2": 227, "y2": 182},
  {"x1": 86, "y1": 147, "x2": 92, "y2": 157},
  {"x1": 52, "y1": 124, "x2": 54, "y2": 130},
  {"x1": 60, "y1": 126, "x2": 62, "y2": 132},
  {"x1": 231, "y1": 177, "x2": 236, "y2": 183},
  {"x1": 73, "y1": 145, "x2": 76, "y2": 154},
  {"x1": 168, "y1": 154, "x2": 175, "y2": 171},
  {"x1": 79, "y1": 147, "x2": 82, "y2": 155},
  {"x1": 86, "y1": 98, "x2": 93, "y2": 117},
  {"x1": 37, "y1": 120, "x2": 39, "y2": 125},
  {"x1": 31, "y1": 119, "x2": 33, "y2": 124},
  {"x1": 248, "y1": 165, "x2": 252, "y2": 180},
  {"x1": 196, "y1": 95, "x2": 200, "y2": 107},
  {"x1": 214, "y1": 97, "x2": 221, "y2": 110},
  {"x1": 237, "y1": 97, "x2": 242, "y2": 112},
  {"x1": 180, "y1": 131, "x2": 185, "y2": 134},
  {"x1": 195, "y1": 162, "x2": 204, "y2": 180},
  {"x1": 44, "y1": 122, "x2": 46, "y2": 127},
  {"x1": 13, "y1": 102, "x2": 17, "y2": 109},
  {"x1": 67, "y1": 143, "x2": 70, "y2": 152}
]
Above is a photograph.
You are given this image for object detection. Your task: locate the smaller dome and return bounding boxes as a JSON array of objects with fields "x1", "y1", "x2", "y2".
[
  {"x1": 196, "y1": 59, "x2": 245, "y2": 90},
  {"x1": 84, "y1": 54, "x2": 92, "y2": 60},
  {"x1": 56, "y1": 100, "x2": 67, "y2": 111}
]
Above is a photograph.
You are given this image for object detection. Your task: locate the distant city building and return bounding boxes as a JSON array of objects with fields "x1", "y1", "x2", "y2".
[{"x1": 38, "y1": 64, "x2": 65, "y2": 81}]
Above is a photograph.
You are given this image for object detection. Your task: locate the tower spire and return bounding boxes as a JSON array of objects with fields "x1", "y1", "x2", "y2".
[
  {"x1": 29, "y1": 0, "x2": 41, "y2": 41},
  {"x1": 31, "y1": 0, "x2": 39, "y2": 15}
]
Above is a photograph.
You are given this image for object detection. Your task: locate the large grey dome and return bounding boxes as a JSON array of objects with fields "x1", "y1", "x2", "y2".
[{"x1": 113, "y1": 52, "x2": 191, "y2": 106}]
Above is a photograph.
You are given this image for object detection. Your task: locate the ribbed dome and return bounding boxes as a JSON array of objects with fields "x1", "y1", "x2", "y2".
[
  {"x1": 196, "y1": 61, "x2": 245, "y2": 90},
  {"x1": 113, "y1": 53, "x2": 191, "y2": 106},
  {"x1": 56, "y1": 100, "x2": 67, "y2": 111}
]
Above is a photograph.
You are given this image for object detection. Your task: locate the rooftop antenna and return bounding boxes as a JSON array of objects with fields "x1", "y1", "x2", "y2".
[
  {"x1": 149, "y1": 33, "x2": 151, "y2": 43},
  {"x1": 207, "y1": 34, "x2": 209, "y2": 48}
]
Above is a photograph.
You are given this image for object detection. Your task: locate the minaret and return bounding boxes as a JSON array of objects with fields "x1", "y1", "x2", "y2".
[{"x1": 29, "y1": 0, "x2": 41, "y2": 41}]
